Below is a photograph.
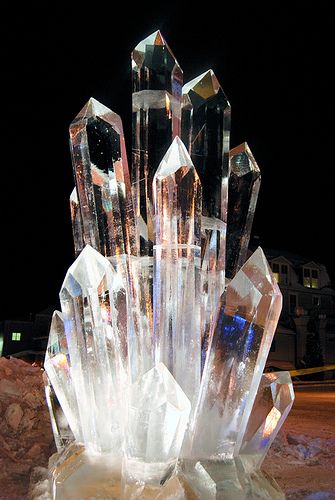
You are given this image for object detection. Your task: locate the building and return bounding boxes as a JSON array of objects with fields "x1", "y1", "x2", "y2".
[
  {"x1": 0, "y1": 318, "x2": 34, "y2": 357},
  {"x1": 262, "y1": 248, "x2": 335, "y2": 371},
  {"x1": 0, "y1": 308, "x2": 53, "y2": 362}
]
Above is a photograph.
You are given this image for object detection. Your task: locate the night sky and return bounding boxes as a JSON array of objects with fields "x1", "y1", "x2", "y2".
[{"x1": 1, "y1": 4, "x2": 334, "y2": 319}]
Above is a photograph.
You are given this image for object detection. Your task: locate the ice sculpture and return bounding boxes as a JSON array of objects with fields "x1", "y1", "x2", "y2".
[{"x1": 39, "y1": 29, "x2": 294, "y2": 499}]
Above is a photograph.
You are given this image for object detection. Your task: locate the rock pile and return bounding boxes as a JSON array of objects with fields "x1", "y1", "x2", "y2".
[{"x1": 0, "y1": 357, "x2": 55, "y2": 499}]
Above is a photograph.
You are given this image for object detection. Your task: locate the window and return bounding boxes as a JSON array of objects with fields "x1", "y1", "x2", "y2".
[
  {"x1": 271, "y1": 262, "x2": 289, "y2": 284},
  {"x1": 281, "y1": 264, "x2": 288, "y2": 284},
  {"x1": 312, "y1": 296, "x2": 320, "y2": 307},
  {"x1": 303, "y1": 268, "x2": 319, "y2": 288},
  {"x1": 289, "y1": 294, "x2": 297, "y2": 314},
  {"x1": 11, "y1": 332, "x2": 21, "y2": 341},
  {"x1": 311, "y1": 269, "x2": 319, "y2": 289},
  {"x1": 272, "y1": 263, "x2": 280, "y2": 283}
]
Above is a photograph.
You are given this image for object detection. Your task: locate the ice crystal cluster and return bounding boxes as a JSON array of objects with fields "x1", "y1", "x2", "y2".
[{"x1": 43, "y1": 31, "x2": 294, "y2": 499}]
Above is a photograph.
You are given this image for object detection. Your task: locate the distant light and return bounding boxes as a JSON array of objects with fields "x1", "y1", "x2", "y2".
[{"x1": 12, "y1": 332, "x2": 22, "y2": 341}]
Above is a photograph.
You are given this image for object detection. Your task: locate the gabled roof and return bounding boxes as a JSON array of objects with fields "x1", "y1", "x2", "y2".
[{"x1": 252, "y1": 247, "x2": 325, "y2": 269}]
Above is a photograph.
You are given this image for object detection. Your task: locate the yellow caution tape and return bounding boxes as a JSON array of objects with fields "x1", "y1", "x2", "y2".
[{"x1": 289, "y1": 364, "x2": 335, "y2": 377}]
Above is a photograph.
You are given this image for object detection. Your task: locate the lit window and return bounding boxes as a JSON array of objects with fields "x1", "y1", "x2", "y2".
[
  {"x1": 12, "y1": 332, "x2": 21, "y2": 341},
  {"x1": 303, "y1": 268, "x2": 311, "y2": 287},
  {"x1": 272, "y1": 263, "x2": 280, "y2": 283},
  {"x1": 311, "y1": 269, "x2": 319, "y2": 289},
  {"x1": 303, "y1": 268, "x2": 319, "y2": 288},
  {"x1": 272, "y1": 262, "x2": 288, "y2": 284}
]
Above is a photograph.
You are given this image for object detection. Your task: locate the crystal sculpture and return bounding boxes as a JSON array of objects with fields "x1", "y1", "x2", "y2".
[
  {"x1": 239, "y1": 370, "x2": 295, "y2": 471},
  {"x1": 40, "y1": 30, "x2": 294, "y2": 499},
  {"x1": 226, "y1": 142, "x2": 261, "y2": 279}
]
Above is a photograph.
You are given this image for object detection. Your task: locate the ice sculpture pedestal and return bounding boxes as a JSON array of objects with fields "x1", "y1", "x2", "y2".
[
  {"x1": 38, "y1": 448, "x2": 285, "y2": 499},
  {"x1": 48, "y1": 445, "x2": 122, "y2": 499}
]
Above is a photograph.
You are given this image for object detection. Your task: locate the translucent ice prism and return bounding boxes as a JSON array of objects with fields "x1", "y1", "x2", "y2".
[
  {"x1": 182, "y1": 70, "x2": 230, "y2": 370},
  {"x1": 70, "y1": 187, "x2": 84, "y2": 257},
  {"x1": 180, "y1": 459, "x2": 247, "y2": 499},
  {"x1": 239, "y1": 371, "x2": 294, "y2": 470},
  {"x1": 200, "y1": 216, "x2": 226, "y2": 371},
  {"x1": 43, "y1": 372, "x2": 75, "y2": 453},
  {"x1": 226, "y1": 143, "x2": 261, "y2": 279},
  {"x1": 60, "y1": 245, "x2": 129, "y2": 454},
  {"x1": 44, "y1": 310, "x2": 82, "y2": 443},
  {"x1": 153, "y1": 137, "x2": 202, "y2": 407},
  {"x1": 122, "y1": 363, "x2": 191, "y2": 491},
  {"x1": 180, "y1": 458, "x2": 285, "y2": 500},
  {"x1": 189, "y1": 248, "x2": 282, "y2": 460},
  {"x1": 70, "y1": 98, "x2": 137, "y2": 258},
  {"x1": 182, "y1": 69, "x2": 230, "y2": 227},
  {"x1": 132, "y1": 30, "x2": 183, "y2": 255}
]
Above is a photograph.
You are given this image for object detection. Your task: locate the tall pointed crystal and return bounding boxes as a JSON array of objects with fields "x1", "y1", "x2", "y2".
[
  {"x1": 200, "y1": 216, "x2": 226, "y2": 370},
  {"x1": 122, "y1": 363, "x2": 191, "y2": 493},
  {"x1": 189, "y1": 248, "x2": 282, "y2": 460},
  {"x1": 183, "y1": 70, "x2": 230, "y2": 368},
  {"x1": 60, "y1": 245, "x2": 129, "y2": 454},
  {"x1": 182, "y1": 69, "x2": 230, "y2": 227},
  {"x1": 153, "y1": 137, "x2": 202, "y2": 407},
  {"x1": 43, "y1": 372, "x2": 75, "y2": 453},
  {"x1": 70, "y1": 187, "x2": 84, "y2": 257},
  {"x1": 70, "y1": 97, "x2": 137, "y2": 258},
  {"x1": 44, "y1": 310, "x2": 82, "y2": 443},
  {"x1": 226, "y1": 143, "x2": 261, "y2": 279},
  {"x1": 132, "y1": 30, "x2": 183, "y2": 255},
  {"x1": 239, "y1": 371, "x2": 294, "y2": 471}
]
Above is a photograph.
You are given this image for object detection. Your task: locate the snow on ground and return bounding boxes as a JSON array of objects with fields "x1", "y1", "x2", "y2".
[{"x1": 263, "y1": 385, "x2": 335, "y2": 499}]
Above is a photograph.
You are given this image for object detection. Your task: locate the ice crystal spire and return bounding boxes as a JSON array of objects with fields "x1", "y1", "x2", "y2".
[
  {"x1": 59, "y1": 245, "x2": 128, "y2": 453},
  {"x1": 189, "y1": 247, "x2": 282, "y2": 460},
  {"x1": 132, "y1": 31, "x2": 183, "y2": 255},
  {"x1": 70, "y1": 98, "x2": 137, "y2": 258},
  {"x1": 153, "y1": 137, "x2": 202, "y2": 407},
  {"x1": 182, "y1": 69, "x2": 230, "y2": 226},
  {"x1": 226, "y1": 142, "x2": 261, "y2": 279}
]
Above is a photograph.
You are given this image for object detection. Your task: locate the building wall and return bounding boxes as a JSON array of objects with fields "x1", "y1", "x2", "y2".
[
  {"x1": 268, "y1": 332, "x2": 295, "y2": 367},
  {"x1": 325, "y1": 335, "x2": 335, "y2": 364},
  {"x1": 268, "y1": 254, "x2": 335, "y2": 371},
  {"x1": 2, "y1": 320, "x2": 33, "y2": 356}
]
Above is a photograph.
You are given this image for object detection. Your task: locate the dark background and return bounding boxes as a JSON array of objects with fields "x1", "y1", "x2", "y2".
[{"x1": 1, "y1": 3, "x2": 334, "y2": 318}]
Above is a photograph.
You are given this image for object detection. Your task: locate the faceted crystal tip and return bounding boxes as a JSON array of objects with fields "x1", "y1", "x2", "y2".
[
  {"x1": 243, "y1": 246, "x2": 280, "y2": 294},
  {"x1": 70, "y1": 97, "x2": 123, "y2": 135},
  {"x1": 155, "y1": 136, "x2": 195, "y2": 179},
  {"x1": 133, "y1": 30, "x2": 179, "y2": 63},
  {"x1": 60, "y1": 245, "x2": 117, "y2": 296},
  {"x1": 132, "y1": 30, "x2": 182, "y2": 86},
  {"x1": 134, "y1": 29, "x2": 166, "y2": 50},
  {"x1": 183, "y1": 69, "x2": 229, "y2": 103},
  {"x1": 230, "y1": 142, "x2": 261, "y2": 177}
]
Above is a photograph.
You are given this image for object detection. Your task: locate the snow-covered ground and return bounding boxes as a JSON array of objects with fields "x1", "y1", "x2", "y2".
[{"x1": 263, "y1": 384, "x2": 335, "y2": 499}]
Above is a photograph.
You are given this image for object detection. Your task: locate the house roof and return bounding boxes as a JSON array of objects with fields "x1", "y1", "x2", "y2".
[{"x1": 251, "y1": 246, "x2": 325, "y2": 269}]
